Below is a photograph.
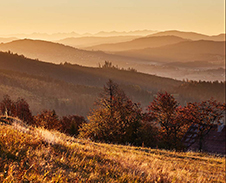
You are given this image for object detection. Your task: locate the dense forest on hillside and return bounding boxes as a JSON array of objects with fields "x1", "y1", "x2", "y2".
[
  {"x1": 0, "y1": 51, "x2": 180, "y2": 90},
  {"x1": 0, "y1": 69, "x2": 154, "y2": 116},
  {"x1": 1, "y1": 79, "x2": 225, "y2": 151},
  {"x1": 0, "y1": 51, "x2": 225, "y2": 116},
  {"x1": 0, "y1": 45, "x2": 225, "y2": 182},
  {"x1": 0, "y1": 69, "x2": 99, "y2": 116}
]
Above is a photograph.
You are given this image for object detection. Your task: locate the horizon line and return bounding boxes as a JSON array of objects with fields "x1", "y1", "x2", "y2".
[{"x1": 0, "y1": 29, "x2": 225, "y2": 37}]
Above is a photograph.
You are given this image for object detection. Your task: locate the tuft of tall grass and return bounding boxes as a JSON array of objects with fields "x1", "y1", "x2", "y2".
[{"x1": 0, "y1": 121, "x2": 225, "y2": 182}]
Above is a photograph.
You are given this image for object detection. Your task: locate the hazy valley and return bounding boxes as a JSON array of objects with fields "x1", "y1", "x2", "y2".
[
  {"x1": 0, "y1": 49, "x2": 225, "y2": 117},
  {"x1": 0, "y1": 30, "x2": 225, "y2": 82},
  {"x1": 1, "y1": 0, "x2": 226, "y2": 181}
]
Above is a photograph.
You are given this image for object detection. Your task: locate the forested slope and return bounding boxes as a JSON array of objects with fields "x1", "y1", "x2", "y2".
[{"x1": 0, "y1": 51, "x2": 224, "y2": 116}]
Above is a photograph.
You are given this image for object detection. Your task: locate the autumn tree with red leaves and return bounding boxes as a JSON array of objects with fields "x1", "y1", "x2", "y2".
[
  {"x1": 185, "y1": 99, "x2": 226, "y2": 151},
  {"x1": 79, "y1": 80, "x2": 143, "y2": 145},
  {"x1": 33, "y1": 110, "x2": 61, "y2": 130},
  {"x1": 15, "y1": 98, "x2": 33, "y2": 123},
  {"x1": 60, "y1": 115, "x2": 86, "y2": 136},
  {"x1": 0, "y1": 95, "x2": 16, "y2": 117},
  {"x1": 0, "y1": 95, "x2": 33, "y2": 123},
  {"x1": 147, "y1": 92, "x2": 225, "y2": 151},
  {"x1": 147, "y1": 92, "x2": 190, "y2": 150}
]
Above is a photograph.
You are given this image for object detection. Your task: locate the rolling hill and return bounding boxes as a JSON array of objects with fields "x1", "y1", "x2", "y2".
[
  {"x1": 86, "y1": 35, "x2": 187, "y2": 52},
  {"x1": 0, "y1": 51, "x2": 180, "y2": 115},
  {"x1": 116, "y1": 40, "x2": 225, "y2": 63},
  {"x1": 0, "y1": 39, "x2": 153, "y2": 69},
  {"x1": 1, "y1": 121, "x2": 224, "y2": 182},
  {"x1": 0, "y1": 51, "x2": 225, "y2": 117},
  {"x1": 149, "y1": 30, "x2": 225, "y2": 41},
  {"x1": 0, "y1": 69, "x2": 100, "y2": 116},
  {"x1": 0, "y1": 39, "x2": 107, "y2": 66},
  {"x1": 57, "y1": 36, "x2": 141, "y2": 48},
  {"x1": 0, "y1": 37, "x2": 18, "y2": 43},
  {"x1": 0, "y1": 51, "x2": 180, "y2": 91},
  {"x1": 0, "y1": 38, "x2": 224, "y2": 82}
]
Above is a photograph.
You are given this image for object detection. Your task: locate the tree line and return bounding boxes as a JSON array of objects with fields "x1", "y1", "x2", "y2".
[
  {"x1": 0, "y1": 95, "x2": 86, "y2": 137},
  {"x1": 78, "y1": 80, "x2": 225, "y2": 151},
  {"x1": 0, "y1": 80, "x2": 225, "y2": 151}
]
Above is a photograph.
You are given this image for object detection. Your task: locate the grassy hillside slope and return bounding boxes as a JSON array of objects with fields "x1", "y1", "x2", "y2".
[{"x1": 0, "y1": 119, "x2": 225, "y2": 182}]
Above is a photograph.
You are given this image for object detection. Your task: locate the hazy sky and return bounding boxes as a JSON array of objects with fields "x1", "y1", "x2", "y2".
[{"x1": 0, "y1": 0, "x2": 225, "y2": 35}]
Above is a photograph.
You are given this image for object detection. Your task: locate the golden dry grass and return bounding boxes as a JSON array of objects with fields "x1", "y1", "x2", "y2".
[{"x1": 0, "y1": 119, "x2": 225, "y2": 182}]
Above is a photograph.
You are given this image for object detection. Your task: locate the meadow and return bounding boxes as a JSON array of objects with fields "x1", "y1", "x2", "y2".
[{"x1": 0, "y1": 117, "x2": 225, "y2": 182}]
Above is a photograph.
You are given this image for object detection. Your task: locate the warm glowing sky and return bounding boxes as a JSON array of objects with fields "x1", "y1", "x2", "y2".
[{"x1": 0, "y1": 0, "x2": 225, "y2": 36}]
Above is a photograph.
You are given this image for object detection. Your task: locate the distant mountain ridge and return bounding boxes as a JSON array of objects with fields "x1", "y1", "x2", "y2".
[
  {"x1": 57, "y1": 35, "x2": 141, "y2": 48},
  {"x1": 0, "y1": 37, "x2": 18, "y2": 43},
  {"x1": 86, "y1": 35, "x2": 188, "y2": 52},
  {"x1": 116, "y1": 40, "x2": 225, "y2": 63},
  {"x1": 94, "y1": 30, "x2": 157, "y2": 36},
  {"x1": 0, "y1": 39, "x2": 139, "y2": 67},
  {"x1": 0, "y1": 37, "x2": 225, "y2": 82},
  {"x1": 2, "y1": 30, "x2": 157, "y2": 41},
  {"x1": 84, "y1": 30, "x2": 225, "y2": 53},
  {"x1": 2, "y1": 30, "x2": 224, "y2": 42},
  {"x1": 149, "y1": 30, "x2": 225, "y2": 41}
]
